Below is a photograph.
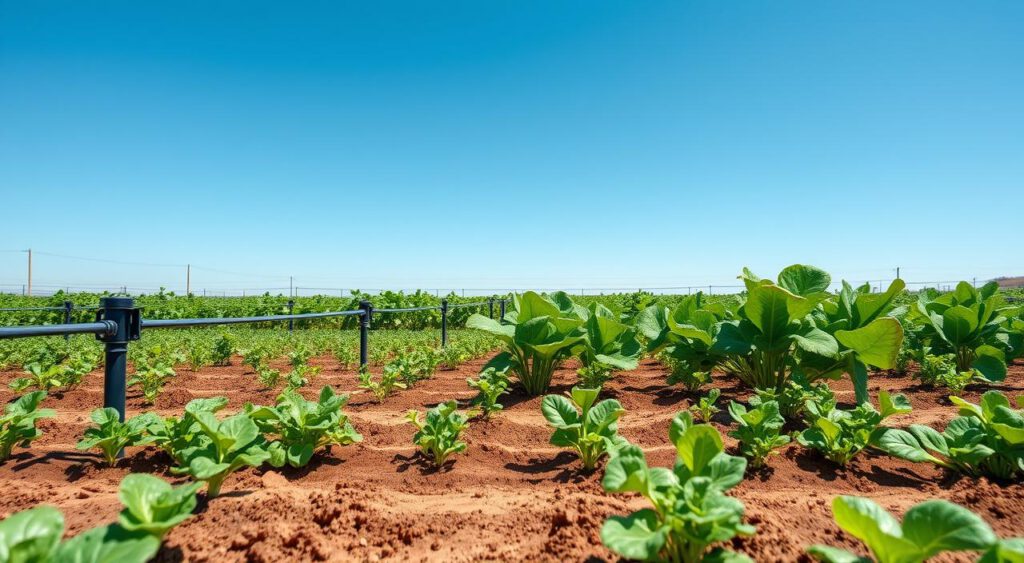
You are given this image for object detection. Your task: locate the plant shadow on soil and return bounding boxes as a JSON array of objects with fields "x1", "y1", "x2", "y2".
[
  {"x1": 504, "y1": 451, "x2": 591, "y2": 484},
  {"x1": 391, "y1": 452, "x2": 456, "y2": 475}
]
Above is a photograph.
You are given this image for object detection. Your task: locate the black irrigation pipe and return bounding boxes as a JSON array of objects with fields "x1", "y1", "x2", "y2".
[{"x1": 0, "y1": 296, "x2": 510, "y2": 455}]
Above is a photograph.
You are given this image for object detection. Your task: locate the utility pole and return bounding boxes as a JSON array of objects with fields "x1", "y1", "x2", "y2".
[
  {"x1": 26, "y1": 248, "x2": 32, "y2": 296},
  {"x1": 896, "y1": 266, "x2": 900, "y2": 280},
  {"x1": 186, "y1": 264, "x2": 191, "y2": 295}
]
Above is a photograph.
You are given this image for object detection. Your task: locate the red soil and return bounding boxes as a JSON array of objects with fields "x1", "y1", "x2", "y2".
[{"x1": 0, "y1": 356, "x2": 1022, "y2": 562}]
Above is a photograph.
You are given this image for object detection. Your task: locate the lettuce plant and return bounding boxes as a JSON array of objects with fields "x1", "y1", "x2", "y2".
[
  {"x1": 0, "y1": 391, "x2": 55, "y2": 462},
  {"x1": 689, "y1": 388, "x2": 721, "y2": 423},
  {"x1": 601, "y1": 412, "x2": 753, "y2": 562},
  {"x1": 797, "y1": 391, "x2": 910, "y2": 465},
  {"x1": 727, "y1": 400, "x2": 789, "y2": 468},
  {"x1": 0, "y1": 506, "x2": 160, "y2": 563},
  {"x1": 467, "y1": 291, "x2": 586, "y2": 395},
  {"x1": 76, "y1": 408, "x2": 159, "y2": 467},
  {"x1": 247, "y1": 386, "x2": 362, "y2": 468},
  {"x1": 908, "y1": 282, "x2": 1011, "y2": 383},
  {"x1": 638, "y1": 293, "x2": 729, "y2": 391},
  {"x1": 172, "y1": 410, "x2": 271, "y2": 497},
  {"x1": 800, "y1": 280, "x2": 906, "y2": 404},
  {"x1": 405, "y1": 400, "x2": 468, "y2": 467},
  {"x1": 749, "y1": 375, "x2": 834, "y2": 420},
  {"x1": 808, "y1": 496, "x2": 1006, "y2": 563},
  {"x1": 466, "y1": 367, "x2": 510, "y2": 418},
  {"x1": 541, "y1": 387, "x2": 627, "y2": 471},
  {"x1": 117, "y1": 474, "x2": 202, "y2": 538},
  {"x1": 128, "y1": 360, "x2": 176, "y2": 405},
  {"x1": 10, "y1": 362, "x2": 65, "y2": 393},
  {"x1": 577, "y1": 302, "x2": 642, "y2": 371},
  {"x1": 358, "y1": 366, "x2": 407, "y2": 403},
  {"x1": 874, "y1": 390, "x2": 1024, "y2": 479},
  {"x1": 146, "y1": 397, "x2": 229, "y2": 466}
]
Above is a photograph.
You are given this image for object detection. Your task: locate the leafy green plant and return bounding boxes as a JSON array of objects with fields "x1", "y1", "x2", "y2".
[
  {"x1": 542, "y1": 387, "x2": 627, "y2": 471},
  {"x1": 146, "y1": 397, "x2": 229, "y2": 466},
  {"x1": 0, "y1": 391, "x2": 55, "y2": 462},
  {"x1": 908, "y1": 281, "x2": 1012, "y2": 383},
  {"x1": 241, "y1": 346, "x2": 269, "y2": 372},
  {"x1": 247, "y1": 386, "x2": 362, "y2": 468},
  {"x1": 728, "y1": 400, "x2": 790, "y2": 468},
  {"x1": 10, "y1": 362, "x2": 64, "y2": 393},
  {"x1": 0, "y1": 505, "x2": 160, "y2": 563},
  {"x1": 256, "y1": 365, "x2": 281, "y2": 388},
  {"x1": 333, "y1": 346, "x2": 357, "y2": 370},
  {"x1": 186, "y1": 345, "x2": 211, "y2": 371},
  {"x1": 668, "y1": 366, "x2": 712, "y2": 392},
  {"x1": 76, "y1": 408, "x2": 158, "y2": 467},
  {"x1": 689, "y1": 388, "x2": 721, "y2": 423},
  {"x1": 466, "y1": 367, "x2": 510, "y2": 418},
  {"x1": 171, "y1": 410, "x2": 271, "y2": 497},
  {"x1": 358, "y1": 366, "x2": 407, "y2": 403},
  {"x1": 576, "y1": 362, "x2": 615, "y2": 389},
  {"x1": 405, "y1": 400, "x2": 468, "y2": 467},
  {"x1": 117, "y1": 473, "x2": 202, "y2": 538},
  {"x1": 128, "y1": 361, "x2": 176, "y2": 404},
  {"x1": 874, "y1": 390, "x2": 1024, "y2": 479},
  {"x1": 600, "y1": 411, "x2": 753, "y2": 562},
  {"x1": 210, "y1": 333, "x2": 235, "y2": 366},
  {"x1": 438, "y1": 345, "x2": 467, "y2": 370},
  {"x1": 467, "y1": 291, "x2": 586, "y2": 396},
  {"x1": 284, "y1": 363, "x2": 319, "y2": 391},
  {"x1": 797, "y1": 391, "x2": 911, "y2": 465},
  {"x1": 808, "y1": 496, "x2": 1010, "y2": 563},
  {"x1": 916, "y1": 353, "x2": 975, "y2": 392},
  {"x1": 577, "y1": 302, "x2": 642, "y2": 372},
  {"x1": 749, "y1": 376, "x2": 835, "y2": 420},
  {"x1": 800, "y1": 279, "x2": 907, "y2": 404}
]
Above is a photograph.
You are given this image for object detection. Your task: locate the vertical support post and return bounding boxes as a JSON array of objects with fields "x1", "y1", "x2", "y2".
[
  {"x1": 440, "y1": 299, "x2": 449, "y2": 348},
  {"x1": 186, "y1": 264, "x2": 191, "y2": 295},
  {"x1": 287, "y1": 299, "x2": 295, "y2": 333},
  {"x1": 26, "y1": 248, "x2": 32, "y2": 296},
  {"x1": 97, "y1": 297, "x2": 140, "y2": 451},
  {"x1": 358, "y1": 300, "x2": 371, "y2": 369},
  {"x1": 499, "y1": 298, "x2": 506, "y2": 320},
  {"x1": 63, "y1": 301, "x2": 73, "y2": 340},
  {"x1": 488, "y1": 298, "x2": 494, "y2": 319}
]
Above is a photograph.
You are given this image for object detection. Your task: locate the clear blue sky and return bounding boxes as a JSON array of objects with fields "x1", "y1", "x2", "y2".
[{"x1": 1, "y1": 1, "x2": 1021, "y2": 295}]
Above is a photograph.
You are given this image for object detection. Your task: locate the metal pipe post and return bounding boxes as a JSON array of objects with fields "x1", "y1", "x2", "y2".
[
  {"x1": 287, "y1": 300, "x2": 295, "y2": 332},
  {"x1": 97, "y1": 296, "x2": 140, "y2": 430},
  {"x1": 488, "y1": 298, "x2": 494, "y2": 319},
  {"x1": 358, "y1": 300, "x2": 371, "y2": 369},
  {"x1": 499, "y1": 298, "x2": 506, "y2": 320},
  {"x1": 440, "y1": 299, "x2": 449, "y2": 347}
]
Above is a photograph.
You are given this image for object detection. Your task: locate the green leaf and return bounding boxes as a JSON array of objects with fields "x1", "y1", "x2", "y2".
[
  {"x1": 901, "y1": 500, "x2": 997, "y2": 558},
  {"x1": 807, "y1": 544, "x2": 871, "y2": 563},
  {"x1": 831, "y1": 496, "x2": 920, "y2": 563},
  {"x1": 942, "y1": 306, "x2": 979, "y2": 347},
  {"x1": 836, "y1": 318, "x2": 904, "y2": 369},
  {"x1": 777, "y1": 264, "x2": 832, "y2": 297},
  {"x1": 677, "y1": 425, "x2": 723, "y2": 476},
  {"x1": 0, "y1": 506, "x2": 64, "y2": 563},
  {"x1": 973, "y1": 346, "x2": 1007, "y2": 383},
  {"x1": 541, "y1": 395, "x2": 578, "y2": 427},
  {"x1": 600, "y1": 509, "x2": 668, "y2": 561},
  {"x1": 53, "y1": 524, "x2": 160, "y2": 563}
]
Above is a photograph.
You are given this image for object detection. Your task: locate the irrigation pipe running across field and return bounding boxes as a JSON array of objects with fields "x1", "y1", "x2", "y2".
[{"x1": 0, "y1": 296, "x2": 502, "y2": 443}]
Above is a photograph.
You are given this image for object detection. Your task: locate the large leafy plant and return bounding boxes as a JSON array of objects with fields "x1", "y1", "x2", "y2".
[
  {"x1": 0, "y1": 473, "x2": 200, "y2": 562},
  {"x1": 117, "y1": 474, "x2": 202, "y2": 538},
  {"x1": 800, "y1": 279, "x2": 907, "y2": 404},
  {"x1": 247, "y1": 386, "x2": 362, "y2": 468},
  {"x1": 541, "y1": 386, "x2": 627, "y2": 471},
  {"x1": 405, "y1": 400, "x2": 468, "y2": 467},
  {"x1": 0, "y1": 391, "x2": 55, "y2": 462},
  {"x1": 76, "y1": 408, "x2": 159, "y2": 467},
  {"x1": 171, "y1": 410, "x2": 271, "y2": 497},
  {"x1": 797, "y1": 391, "x2": 911, "y2": 465},
  {"x1": 874, "y1": 390, "x2": 1024, "y2": 479},
  {"x1": 466, "y1": 367, "x2": 510, "y2": 418},
  {"x1": 808, "y1": 496, "x2": 1015, "y2": 563},
  {"x1": 467, "y1": 291, "x2": 586, "y2": 395},
  {"x1": 600, "y1": 412, "x2": 753, "y2": 563},
  {"x1": 146, "y1": 397, "x2": 229, "y2": 466},
  {"x1": 908, "y1": 281, "x2": 1012, "y2": 383}
]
